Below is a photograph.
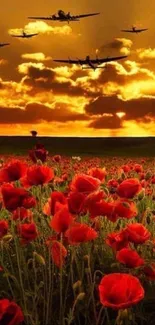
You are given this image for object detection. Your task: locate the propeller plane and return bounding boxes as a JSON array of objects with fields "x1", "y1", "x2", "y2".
[
  {"x1": 11, "y1": 30, "x2": 38, "y2": 38},
  {"x1": 0, "y1": 43, "x2": 10, "y2": 47},
  {"x1": 53, "y1": 54, "x2": 128, "y2": 70},
  {"x1": 28, "y1": 10, "x2": 100, "y2": 23},
  {"x1": 121, "y1": 26, "x2": 148, "y2": 33}
]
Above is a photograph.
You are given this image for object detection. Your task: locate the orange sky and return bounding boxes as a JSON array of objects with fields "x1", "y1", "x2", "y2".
[{"x1": 0, "y1": 0, "x2": 155, "y2": 136}]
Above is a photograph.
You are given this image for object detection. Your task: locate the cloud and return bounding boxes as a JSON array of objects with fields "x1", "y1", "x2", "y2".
[
  {"x1": 137, "y1": 48, "x2": 155, "y2": 60},
  {"x1": 86, "y1": 60, "x2": 155, "y2": 100},
  {"x1": 18, "y1": 62, "x2": 94, "y2": 97},
  {"x1": 0, "y1": 102, "x2": 89, "y2": 124},
  {"x1": 99, "y1": 38, "x2": 133, "y2": 56},
  {"x1": 0, "y1": 59, "x2": 8, "y2": 66},
  {"x1": 88, "y1": 115, "x2": 122, "y2": 129},
  {"x1": 85, "y1": 96, "x2": 155, "y2": 121},
  {"x1": 8, "y1": 21, "x2": 72, "y2": 36},
  {"x1": 22, "y1": 53, "x2": 52, "y2": 61}
]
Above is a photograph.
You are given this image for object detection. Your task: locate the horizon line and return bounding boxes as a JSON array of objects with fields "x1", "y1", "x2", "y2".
[{"x1": 0, "y1": 135, "x2": 154, "y2": 138}]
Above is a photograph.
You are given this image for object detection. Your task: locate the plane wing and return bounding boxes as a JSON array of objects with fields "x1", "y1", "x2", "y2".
[
  {"x1": 53, "y1": 55, "x2": 127, "y2": 65},
  {"x1": 0, "y1": 43, "x2": 10, "y2": 47},
  {"x1": 11, "y1": 33, "x2": 38, "y2": 38},
  {"x1": 71, "y1": 12, "x2": 100, "y2": 19},
  {"x1": 28, "y1": 33, "x2": 38, "y2": 36},
  {"x1": 28, "y1": 16, "x2": 54, "y2": 20},
  {"x1": 121, "y1": 28, "x2": 148, "y2": 32},
  {"x1": 135, "y1": 28, "x2": 148, "y2": 32},
  {"x1": 88, "y1": 55, "x2": 128, "y2": 64},
  {"x1": 121, "y1": 30, "x2": 135, "y2": 33},
  {"x1": 11, "y1": 35, "x2": 24, "y2": 38},
  {"x1": 53, "y1": 59, "x2": 86, "y2": 64}
]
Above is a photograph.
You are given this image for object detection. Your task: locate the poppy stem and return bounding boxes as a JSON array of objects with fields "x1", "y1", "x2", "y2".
[{"x1": 59, "y1": 233, "x2": 64, "y2": 325}]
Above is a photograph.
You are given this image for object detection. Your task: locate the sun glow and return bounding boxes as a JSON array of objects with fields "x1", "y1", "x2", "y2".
[{"x1": 116, "y1": 112, "x2": 126, "y2": 119}]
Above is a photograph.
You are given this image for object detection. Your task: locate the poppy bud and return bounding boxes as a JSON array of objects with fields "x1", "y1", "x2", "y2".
[
  {"x1": 2, "y1": 234, "x2": 13, "y2": 243},
  {"x1": 73, "y1": 280, "x2": 82, "y2": 291},
  {"x1": 33, "y1": 252, "x2": 46, "y2": 265},
  {"x1": 76, "y1": 292, "x2": 85, "y2": 301},
  {"x1": 138, "y1": 190, "x2": 145, "y2": 200}
]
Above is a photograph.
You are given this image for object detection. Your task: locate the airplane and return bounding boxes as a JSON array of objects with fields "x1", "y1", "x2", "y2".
[
  {"x1": 0, "y1": 43, "x2": 10, "y2": 47},
  {"x1": 53, "y1": 54, "x2": 128, "y2": 70},
  {"x1": 28, "y1": 10, "x2": 100, "y2": 23},
  {"x1": 121, "y1": 26, "x2": 148, "y2": 33},
  {"x1": 11, "y1": 30, "x2": 38, "y2": 38}
]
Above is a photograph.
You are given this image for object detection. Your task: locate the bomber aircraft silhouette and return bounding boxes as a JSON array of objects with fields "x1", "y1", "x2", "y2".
[
  {"x1": 11, "y1": 30, "x2": 38, "y2": 38},
  {"x1": 28, "y1": 10, "x2": 100, "y2": 23},
  {"x1": 0, "y1": 43, "x2": 10, "y2": 47},
  {"x1": 53, "y1": 54, "x2": 128, "y2": 70},
  {"x1": 121, "y1": 26, "x2": 148, "y2": 33}
]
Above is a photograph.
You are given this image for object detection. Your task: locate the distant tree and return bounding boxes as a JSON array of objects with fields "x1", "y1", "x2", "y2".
[{"x1": 30, "y1": 130, "x2": 37, "y2": 137}]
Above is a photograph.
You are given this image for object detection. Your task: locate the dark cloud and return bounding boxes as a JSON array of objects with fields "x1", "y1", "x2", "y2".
[
  {"x1": 22, "y1": 65, "x2": 93, "y2": 97},
  {"x1": 88, "y1": 115, "x2": 122, "y2": 129},
  {"x1": 90, "y1": 63, "x2": 154, "y2": 89},
  {"x1": 99, "y1": 39, "x2": 125, "y2": 54},
  {"x1": 28, "y1": 66, "x2": 55, "y2": 80},
  {"x1": 85, "y1": 96, "x2": 155, "y2": 120},
  {"x1": 0, "y1": 102, "x2": 89, "y2": 124}
]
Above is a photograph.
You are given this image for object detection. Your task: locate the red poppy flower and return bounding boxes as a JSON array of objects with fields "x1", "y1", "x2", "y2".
[
  {"x1": 125, "y1": 223, "x2": 151, "y2": 245},
  {"x1": 117, "y1": 178, "x2": 142, "y2": 198},
  {"x1": 87, "y1": 167, "x2": 107, "y2": 181},
  {"x1": 87, "y1": 199, "x2": 130, "y2": 222},
  {"x1": 140, "y1": 173, "x2": 145, "y2": 181},
  {"x1": 121, "y1": 165, "x2": 130, "y2": 173},
  {"x1": 18, "y1": 223, "x2": 38, "y2": 244},
  {"x1": 85, "y1": 190, "x2": 107, "y2": 208},
  {"x1": 43, "y1": 191, "x2": 67, "y2": 216},
  {"x1": 151, "y1": 176, "x2": 155, "y2": 184},
  {"x1": 68, "y1": 191, "x2": 86, "y2": 214},
  {"x1": 29, "y1": 146, "x2": 48, "y2": 163},
  {"x1": 26, "y1": 165, "x2": 54, "y2": 186},
  {"x1": 51, "y1": 240, "x2": 67, "y2": 267},
  {"x1": 94, "y1": 202, "x2": 113, "y2": 219},
  {"x1": 106, "y1": 230, "x2": 129, "y2": 251},
  {"x1": 0, "y1": 159, "x2": 27, "y2": 183},
  {"x1": 21, "y1": 196, "x2": 36, "y2": 209},
  {"x1": 70, "y1": 174, "x2": 101, "y2": 194},
  {"x1": 0, "y1": 298, "x2": 24, "y2": 325},
  {"x1": 134, "y1": 164, "x2": 143, "y2": 173},
  {"x1": 140, "y1": 180, "x2": 148, "y2": 188},
  {"x1": 1, "y1": 184, "x2": 36, "y2": 211},
  {"x1": 114, "y1": 199, "x2": 137, "y2": 220},
  {"x1": 65, "y1": 222, "x2": 98, "y2": 245},
  {"x1": 143, "y1": 263, "x2": 155, "y2": 280},
  {"x1": 99, "y1": 273, "x2": 144, "y2": 310},
  {"x1": 52, "y1": 155, "x2": 61, "y2": 163},
  {"x1": 107, "y1": 179, "x2": 119, "y2": 194},
  {"x1": 116, "y1": 248, "x2": 144, "y2": 268},
  {"x1": 107, "y1": 179, "x2": 118, "y2": 189},
  {"x1": 50, "y1": 205, "x2": 74, "y2": 233},
  {"x1": 0, "y1": 220, "x2": 8, "y2": 238},
  {"x1": 12, "y1": 207, "x2": 33, "y2": 221}
]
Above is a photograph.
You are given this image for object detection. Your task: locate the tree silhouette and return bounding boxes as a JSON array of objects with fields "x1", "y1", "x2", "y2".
[{"x1": 30, "y1": 130, "x2": 37, "y2": 137}]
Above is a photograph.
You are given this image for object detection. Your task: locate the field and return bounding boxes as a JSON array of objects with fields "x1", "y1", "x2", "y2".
[
  {"x1": 0, "y1": 140, "x2": 154, "y2": 325},
  {"x1": 0, "y1": 136, "x2": 155, "y2": 156}
]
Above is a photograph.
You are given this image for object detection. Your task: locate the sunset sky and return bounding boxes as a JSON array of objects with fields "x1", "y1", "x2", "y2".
[{"x1": 0, "y1": 0, "x2": 155, "y2": 136}]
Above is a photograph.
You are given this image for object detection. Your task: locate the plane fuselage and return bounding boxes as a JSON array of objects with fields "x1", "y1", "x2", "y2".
[
  {"x1": 85, "y1": 56, "x2": 96, "y2": 70},
  {"x1": 51, "y1": 15, "x2": 79, "y2": 21}
]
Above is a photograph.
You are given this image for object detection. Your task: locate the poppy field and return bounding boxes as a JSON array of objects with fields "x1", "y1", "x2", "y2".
[{"x1": 0, "y1": 144, "x2": 154, "y2": 325}]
